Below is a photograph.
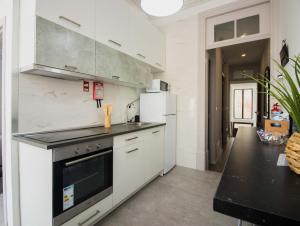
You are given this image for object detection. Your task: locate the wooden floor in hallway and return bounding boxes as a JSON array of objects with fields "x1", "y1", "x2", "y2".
[
  {"x1": 209, "y1": 138, "x2": 234, "y2": 173},
  {"x1": 96, "y1": 166, "x2": 236, "y2": 226}
]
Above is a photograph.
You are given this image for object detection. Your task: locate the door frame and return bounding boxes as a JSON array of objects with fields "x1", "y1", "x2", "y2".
[{"x1": 198, "y1": 0, "x2": 280, "y2": 170}]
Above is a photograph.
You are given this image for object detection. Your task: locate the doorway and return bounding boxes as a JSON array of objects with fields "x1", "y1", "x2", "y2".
[
  {"x1": 230, "y1": 83, "x2": 257, "y2": 137},
  {"x1": 208, "y1": 39, "x2": 270, "y2": 172}
]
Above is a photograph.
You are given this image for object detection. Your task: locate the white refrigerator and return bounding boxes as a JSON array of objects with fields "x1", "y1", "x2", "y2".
[{"x1": 140, "y1": 92, "x2": 177, "y2": 174}]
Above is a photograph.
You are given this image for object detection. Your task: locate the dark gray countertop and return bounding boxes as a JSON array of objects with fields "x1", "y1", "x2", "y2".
[
  {"x1": 13, "y1": 123, "x2": 165, "y2": 149},
  {"x1": 213, "y1": 127, "x2": 300, "y2": 226}
]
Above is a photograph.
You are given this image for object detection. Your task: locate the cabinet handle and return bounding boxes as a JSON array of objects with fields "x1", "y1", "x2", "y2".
[
  {"x1": 78, "y1": 210, "x2": 101, "y2": 226},
  {"x1": 152, "y1": 130, "x2": 160, "y2": 134},
  {"x1": 155, "y1": 62, "x2": 162, "y2": 67},
  {"x1": 137, "y1": 53, "x2": 146, "y2": 59},
  {"x1": 108, "y1": 40, "x2": 122, "y2": 47},
  {"x1": 125, "y1": 136, "x2": 138, "y2": 141},
  {"x1": 112, "y1": 75, "x2": 120, "y2": 80},
  {"x1": 65, "y1": 150, "x2": 112, "y2": 166},
  {"x1": 126, "y1": 148, "x2": 139, "y2": 154},
  {"x1": 64, "y1": 65, "x2": 78, "y2": 71},
  {"x1": 59, "y1": 16, "x2": 81, "y2": 27}
]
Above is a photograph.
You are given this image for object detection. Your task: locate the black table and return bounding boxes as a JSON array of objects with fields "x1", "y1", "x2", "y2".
[{"x1": 213, "y1": 127, "x2": 300, "y2": 226}]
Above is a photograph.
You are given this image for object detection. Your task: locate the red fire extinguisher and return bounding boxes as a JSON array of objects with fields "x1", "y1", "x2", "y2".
[{"x1": 92, "y1": 82, "x2": 104, "y2": 108}]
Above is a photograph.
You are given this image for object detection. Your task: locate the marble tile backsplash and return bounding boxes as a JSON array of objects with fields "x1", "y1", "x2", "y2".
[{"x1": 18, "y1": 74, "x2": 141, "y2": 132}]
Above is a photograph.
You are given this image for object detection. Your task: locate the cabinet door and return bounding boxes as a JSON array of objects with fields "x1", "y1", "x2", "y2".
[
  {"x1": 132, "y1": 61, "x2": 153, "y2": 88},
  {"x1": 128, "y1": 8, "x2": 165, "y2": 70},
  {"x1": 36, "y1": 17, "x2": 95, "y2": 75},
  {"x1": 113, "y1": 142, "x2": 145, "y2": 206},
  {"x1": 95, "y1": 0, "x2": 130, "y2": 52},
  {"x1": 36, "y1": 0, "x2": 95, "y2": 39},
  {"x1": 96, "y1": 42, "x2": 134, "y2": 83},
  {"x1": 128, "y1": 9, "x2": 150, "y2": 63},
  {"x1": 96, "y1": 42, "x2": 122, "y2": 80},
  {"x1": 150, "y1": 28, "x2": 165, "y2": 70},
  {"x1": 144, "y1": 127, "x2": 164, "y2": 182}
]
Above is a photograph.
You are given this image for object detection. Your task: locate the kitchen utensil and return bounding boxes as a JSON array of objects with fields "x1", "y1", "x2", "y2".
[{"x1": 103, "y1": 104, "x2": 112, "y2": 128}]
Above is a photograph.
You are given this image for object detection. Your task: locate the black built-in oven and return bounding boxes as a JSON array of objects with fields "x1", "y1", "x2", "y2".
[{"x1": 52, "y1": 137, "x2": 113, "y2": 226}]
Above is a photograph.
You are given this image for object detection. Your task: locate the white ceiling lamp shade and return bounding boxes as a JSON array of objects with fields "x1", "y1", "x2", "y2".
[{"x1": 141, "y1": 0, "x2": 184, "y2": 17}]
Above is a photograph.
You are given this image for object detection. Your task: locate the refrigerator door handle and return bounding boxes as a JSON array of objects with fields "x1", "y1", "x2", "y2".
[{"x1": 163, "y1": 114, "x2": 176, "y2": 116}]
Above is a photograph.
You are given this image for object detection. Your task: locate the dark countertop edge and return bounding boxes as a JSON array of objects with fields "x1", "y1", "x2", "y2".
[
  {"x1": 213, "y1": 127, "x2": 300, "y2": 226},
  {"x1": 13, "y1": 123, "x2": 166, "y2": 150},
  {"x1": 213, "y1": 197, "x2": 299, "y2": 226}
]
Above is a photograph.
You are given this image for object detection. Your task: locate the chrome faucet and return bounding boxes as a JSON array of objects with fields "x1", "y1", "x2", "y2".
[{"x1": 126, "y1": 98, "x2": 140, "y2": 123}]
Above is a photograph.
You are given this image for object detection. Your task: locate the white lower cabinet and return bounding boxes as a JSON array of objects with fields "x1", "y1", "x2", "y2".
[
  {"x1": 144, "y1": 127, "x2": 164, "y2": 182},
  {"x1": 113, "y1": 142, "x2": 145, "y2": 205},
  {"x1": 61, "y1": 195, "x2": 112, "y2": 226},
  {"x1": 113, "y1": 126, "x2": 165, "y2": 206}
]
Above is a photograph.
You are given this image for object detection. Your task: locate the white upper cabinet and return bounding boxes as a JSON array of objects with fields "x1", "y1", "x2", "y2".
[
  {"x1": 128, "y1": 8, "x2": 165, "y2": 70},
  {"x1": 128, "y1": 8, "x2": 151, "y2": 64},
  {"x1": 20, "y1": 0, "x2": 165, "y2": 73},
  {"x1": 149, "y1": 26, "x2": 165, "y2": 70},
  {"x1": 95, "y1": 0, "x2": 130, "y2": 52},
  {"x1": 36, "y1": 0, "x2": 95, "y2": 39},
  {"x1": 95, "y1": 0, "x2": 165, "y2": 71}
]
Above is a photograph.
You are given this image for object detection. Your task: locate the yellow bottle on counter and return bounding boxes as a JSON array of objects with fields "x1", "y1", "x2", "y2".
[{"x1": 103, "y1": 104, "x2": 112, "y2": 128}]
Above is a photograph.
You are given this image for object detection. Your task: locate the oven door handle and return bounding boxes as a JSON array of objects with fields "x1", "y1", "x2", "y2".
[{"x1": 65, "y1": 150, "x2": 112, "y2": 166}]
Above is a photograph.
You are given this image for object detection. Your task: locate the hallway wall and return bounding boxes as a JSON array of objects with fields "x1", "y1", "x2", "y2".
[{"x1": 208, "y1": 48, "x2": 223, "y2": 164}]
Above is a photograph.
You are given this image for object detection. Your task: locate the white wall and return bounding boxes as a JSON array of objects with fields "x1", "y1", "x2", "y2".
[
  {"x1": 18, "y1": 75, "x2": 141, "y2": 132},
  {"x1": 157, "y1": 16, "x2": 202, "y2": 169},
  {"x1": 267, "y1": 0, "x2": 300, "y2": 116},
  {"x1": 279, "y1": 0, "x2": 300, "y2": 59}
]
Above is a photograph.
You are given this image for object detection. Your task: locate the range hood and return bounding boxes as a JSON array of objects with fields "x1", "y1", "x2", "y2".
[
  {"x1": 20, "y1": 64, "x2": 96, "y2": 81},
  {"x1": 20, "y1": 64, "x2": 147, "y2": 88}
]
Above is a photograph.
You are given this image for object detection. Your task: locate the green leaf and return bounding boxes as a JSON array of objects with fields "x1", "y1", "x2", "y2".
[{"x1": 242, "y1": 57, "x2": 300, "y2": 132}]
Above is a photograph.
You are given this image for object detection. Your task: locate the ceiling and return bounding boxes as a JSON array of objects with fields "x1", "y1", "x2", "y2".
[
  {"x1": 222, "y1": 39, "x2": 269, "y2": 66},
  {"x1": 130, "y1": 0, "x2": 211, "y2": 18},
  {"x1": 131, "y1": 0, "x2": 208, "y2": 9},
  {"x1": 129, "y1": 0, "x2": 240, "y2": 27}
]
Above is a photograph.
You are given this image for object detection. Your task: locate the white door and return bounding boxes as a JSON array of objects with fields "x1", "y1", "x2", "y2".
[
  {"x1": 230, "y1": 83, "x2": 257, "y2": 130},
  {"x1": 164, "y1": 115, "x2": 176, "y2": 174}
]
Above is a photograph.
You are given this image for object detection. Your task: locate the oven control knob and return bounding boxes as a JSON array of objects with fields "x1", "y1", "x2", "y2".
[
  {"x1": 86, "y1": 146, "x2": 92, "y2": 152},
  {"x1": 74, "y1": 150, "x2": 79, "y2": 155},
  {"x1": 96, "y1": 144, "x2": 102, "y2": 148}
]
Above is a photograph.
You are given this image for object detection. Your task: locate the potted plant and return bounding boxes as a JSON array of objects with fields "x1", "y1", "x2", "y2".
[{"x1": 247, "y1": 56, "x2": 300, "y2": 174}]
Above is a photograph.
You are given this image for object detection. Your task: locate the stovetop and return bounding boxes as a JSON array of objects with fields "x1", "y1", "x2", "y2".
[
  {"x1": 24, "y1": 127, "x2": 108, "y2": 143},
  {"x1": 13, "y1": 123, "x2": 166, "y2": 149}
]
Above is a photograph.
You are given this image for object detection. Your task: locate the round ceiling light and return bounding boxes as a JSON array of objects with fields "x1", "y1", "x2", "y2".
[{"x1": 141, "y1": 0, "x2": 184, "y2": 17}]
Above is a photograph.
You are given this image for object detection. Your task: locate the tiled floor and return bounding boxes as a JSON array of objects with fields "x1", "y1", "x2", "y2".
[{"x1": 96, "y1": 166, "x2": 236, "y2": 226}]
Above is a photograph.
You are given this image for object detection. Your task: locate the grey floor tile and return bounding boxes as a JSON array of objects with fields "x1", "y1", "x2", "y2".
[{"x1": 96, "y1": 166, "x2": 236, "y2": 226}]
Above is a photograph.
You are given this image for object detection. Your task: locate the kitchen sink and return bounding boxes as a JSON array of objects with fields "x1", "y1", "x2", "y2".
[{"x1": 126, "y1": 122, "x2": 151, "y2": 127}]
